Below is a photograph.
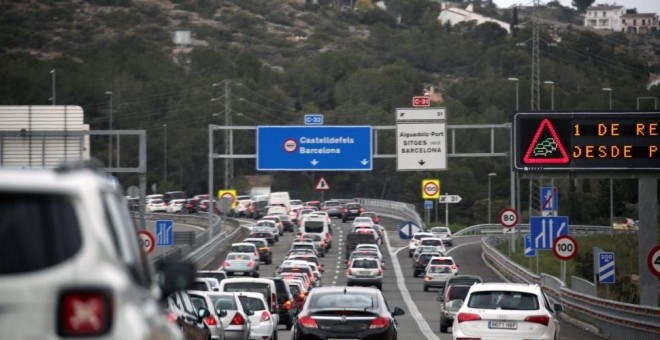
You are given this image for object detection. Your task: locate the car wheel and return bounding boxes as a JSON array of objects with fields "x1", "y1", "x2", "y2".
[{"x1": 440, "y1": 322, "x2": 448, "y2": 333}]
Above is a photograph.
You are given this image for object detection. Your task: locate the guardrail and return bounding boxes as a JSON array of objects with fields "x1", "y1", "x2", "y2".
[
  {"x1": 483, "y1": 235, "x2": 660, "y2": 340},
  {"x1": 455, "y1": 223, "x2": 613, "y2": 236},
  {"x1": 356, "y1": 198, "x2": 425, "y2": 229}
]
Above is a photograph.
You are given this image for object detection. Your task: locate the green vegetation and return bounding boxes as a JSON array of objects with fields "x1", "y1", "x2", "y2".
[
  {"x1": 496, "y1": 232, "x2": 641, "y2": 303},
  {"x1": 0, "y1": 0, "x2": 658, "y2": 226}
]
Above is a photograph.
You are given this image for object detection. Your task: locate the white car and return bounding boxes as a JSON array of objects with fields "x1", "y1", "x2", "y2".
[
  {"x1": 354, "y1": 244, "x2": 384, "y2": 263},
  {"x1": 237, "y1": 292, "x2": 277, "y2": 340},
  {"x1": 409, "y1": 232, "x2": 434, "y2": 257},
  {"x1": 427, "y1": 256, "x2": 459, "y2": 275},
  {"x1": 235, "y1": 199, "x2": 253, "y2": 217},
  {"x1": 0, "y1": 165, "x2": 183, "y2": 339},
  {"x1": 429, "y1": 226, "x2": 453, "y2": 246},
  {"x1": 419, "y1": 237, "x2": 446, "y2": 254},
  {"x1": 452, "y1": 283, "x2": 563, "y2": 340},
  {"x1": 146, "y1": 198, "x2": 167, "y2": 212},
  {"x1": 352, "y1": 216, "x2": 375, "y2": 226},
  {"x1": 166, "y1": 198, "x2": 186, "y2": 213}
]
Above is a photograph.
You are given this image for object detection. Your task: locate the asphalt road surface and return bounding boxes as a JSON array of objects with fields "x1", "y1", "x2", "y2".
[{"x1": 202, "y1": 216, "x2": 604, "y2": 340}]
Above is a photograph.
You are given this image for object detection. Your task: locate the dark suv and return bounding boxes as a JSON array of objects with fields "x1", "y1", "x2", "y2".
[
  {"x1": 345, "y1": 232, "x2": 378, "y2": 260},
  {"x1": 279, "y1": 214, "x2": 295, "y2": 232},
  {"x1": 341, "y1": 202, "x2": 364, "y2": 222},
  {"x1": 413, "y1": 252, "x2": 440, "y2": 277},
  {"x1": 268, "y1": 277, "x2": 296, "y2": 330},
  {"x1": 322, "y1": 200, "x2": 343, "y2": 218}
]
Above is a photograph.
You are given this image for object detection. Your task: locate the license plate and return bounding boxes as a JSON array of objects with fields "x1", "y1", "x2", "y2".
[
  {"x1": 234, "y1": 272, "x2": 243, "y2": 275},
  {"x1": 350, "y1": 210, "x2": 357, "y2": 213},
  {"x1": 489, "y1": 321, "x2": 517, "y2": 329}
]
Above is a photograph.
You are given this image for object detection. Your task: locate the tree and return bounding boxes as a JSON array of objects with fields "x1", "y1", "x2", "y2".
[{"x1": 572, "y1": 0, "x2": 595, "y2": 12}]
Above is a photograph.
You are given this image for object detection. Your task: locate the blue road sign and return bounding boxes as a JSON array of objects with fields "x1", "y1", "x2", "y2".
[
  {"x1": 156, "y1": 220, "x2": 174, "y2": 246},
  {"x1": 424, "y1": 200, "x2": 433, "y2": 210},
  {"x1": 524, "y1": 234, "x2": 536, "y2": 257},
  {"x1": 398, "y1": 221, "x2": 422, "y2": 240},
  {"x1": 530, "y1": 216, "x2": 569, "y2": 250},
  {"x1": 304, "y1": 114, "x2": 324, "y2": 125},
  {"x1": 257, "y1": 126, "x2": 372, "y2": 171},
  {"x1": 540, "y1": 187, "x2": 558, "y2": 214},
  {"x1": 599, "y1": 252, "x2": 615, "y2": 284}
]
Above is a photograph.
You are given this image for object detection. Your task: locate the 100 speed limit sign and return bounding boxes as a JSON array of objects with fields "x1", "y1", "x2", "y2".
[
  {"x1": 553, "y1": 235, "x2": 578, "y2": 261},
  {"x1": 499, "y1": 208, "x2": 519, "y2": 228}
]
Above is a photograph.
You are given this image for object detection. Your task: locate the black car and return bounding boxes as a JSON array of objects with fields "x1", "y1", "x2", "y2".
[
  {"x1": 243, "y1": 237, "x2": 273, "y2": 264},
  {"x1": 268, "y1": 276, "x2": 297, "y2": 330},
  {"x1": 252, "y1": 200, "x2": 269, "y2": 219},
  {"x1": 413, "y1": 252, "x2": 439, "y2": 277},
  {"x1": 291, "y1": 286, "x2": 404, "y2": 340},
  {"x1": 321, "y1": 200, "x2": 343, "y2": 218},
  {"x1": 279, "y1": 214, "x2": 295, "y2": 232},
  {"x1": 249, "y1": 230, "x2": 277, "y2": 246},
  {"x1": 341, "y1": 202, "x2": 364, "y2": 222},
  {"x1": 345, "y1": 231, "x2": 379, "y2": 260}
]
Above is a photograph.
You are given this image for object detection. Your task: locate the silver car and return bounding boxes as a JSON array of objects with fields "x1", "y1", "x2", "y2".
[
  {"x1": 189, "y1": 291, "x2": 252, "y2": 340},
  {"x1": 429, "y1": 226, "x2": 453, "y2": 246},
  {"x1": 346, "y1": 257, "x2": 383, "y2": 290},
  {"x1": 423, "y1": 264, "x2": 457, "y2": 292},
  {"x1": 223, "y1": 252, "x2": 259, "y2": 277}
]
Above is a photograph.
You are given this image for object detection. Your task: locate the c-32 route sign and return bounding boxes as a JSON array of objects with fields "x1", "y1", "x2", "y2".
[{"x1": 257, "y1": 126, "x2": 372, "y2": 171}]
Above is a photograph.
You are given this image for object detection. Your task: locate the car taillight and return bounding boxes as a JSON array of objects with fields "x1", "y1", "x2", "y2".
[
  {"x1": 298, "y1": 315, "x2": 318, "y2": 328},
  {"x1": 343, "y1": 208, "x2": 348, "y2": 212},
  {"x1": 247, "y1": 261, "x2": 254, "y2": 267},
  {"x1": 457, "y1": 312, "x2": 481, "y2": 323},
  {"x1": 205, "y1": 315, "x2": 218, "y2": 326},
  {"x1": 525, "y1": 315, "x2": 550, "y2": 326},
  {"x1": 359, "y1": 208, "x2": 365, "y2": 212},
  {"x1": 224, "y1": 261, "x2": 230, "y2": 267},
  {"x1": 283, "y1": 299, "x2": 293, "y2": 310},
  {"x1": 230, "y1": 313, "x2": 246, "y2": 325},
  {"x1": 346, "y1": 269, "x2": 352, "y2": 276},
  {"x1": 451, "y1": 264, "x2": 457, "y2": 270},
  {"x1": 369, "y1": 316, "x2": 390, "y2": 329},
  {"x1": 424, "y1": 275, "x2": 432, "y2": 281},
  {"x1": 298, "y1": 292, "x2": 306, "y2": 300},
  {"x1": 166, "y1": 311, "x2": 178, "y2": 323},
  {"x1": 261, "y1": 310, "x2": 271, "y2": 322},
  {"x1": 377, "y1": 269, "x2": 383, "y2": 276},
  {"x1": 58, "y1": 289, "x2": 112, "y2": 337}
]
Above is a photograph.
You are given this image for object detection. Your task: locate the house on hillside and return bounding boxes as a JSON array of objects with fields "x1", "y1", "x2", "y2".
[
  {"x1": 584, "y1": 4, "x2": 625, "y2": 31},
  {"x1": 438, "y1": 3, "x2": 510, "y2": 34},
  {"x1": 621, "y1": 12, "x2": 659, "y2": 34}
]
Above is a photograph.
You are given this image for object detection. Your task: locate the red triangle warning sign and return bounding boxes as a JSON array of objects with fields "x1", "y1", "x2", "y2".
[
  {"x1": 315, "y1": 177, "x2": 330, "y2": 190},
  {"x1": 523, "y1": 119, "x2": 569, "y2": 164}
]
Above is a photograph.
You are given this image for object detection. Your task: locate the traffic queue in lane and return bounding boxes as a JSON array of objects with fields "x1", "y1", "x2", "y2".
[{"x1": 164, "y1": 201, "x2": 407, "y2": 340}]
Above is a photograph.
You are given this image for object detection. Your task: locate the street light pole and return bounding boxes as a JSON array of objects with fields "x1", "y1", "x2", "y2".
[
  {"x1": 105, "y1": 91, "x2": 113, "y2": 168},
  {"x1": 163, "y1": 124, "x2": 168, "y2": 182},
  {"x1": 488, "y1": 173, "x2": 497, "y2": 224},
  {"x1": 50, "y1": 69, "x2": 56, "y2": 105},
  {"x1": 543, "y1": 80, "x2": 554, "y2": 111},
  {"x1": 602, "y1": 87, "x2": 612, "y2": 110}
]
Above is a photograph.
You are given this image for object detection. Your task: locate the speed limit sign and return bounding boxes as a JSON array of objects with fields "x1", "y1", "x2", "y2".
[
  {"x1": 647, "y1": 245, "x2": 660, "y2": 277},
  {"x1": 138, "y1": 230, "x2": 155, "y2": 254},
  {"x1": 499, "y1": 208, "x2": 519, "y2": 228},
  {"x1": 552, "y1": 235, "x2": 578, "y2": 261}
]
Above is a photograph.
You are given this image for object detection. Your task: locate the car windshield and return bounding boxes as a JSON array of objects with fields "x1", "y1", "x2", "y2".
[
  {"x1": 468, "y1": 291, "x2": 539, "y2": 310},
  {"x1": 309, "y1": 292, "x2": 378, "y2": 310},
  {"x1": 227, "y1": 253, "x2": 252, "y2": 261}
]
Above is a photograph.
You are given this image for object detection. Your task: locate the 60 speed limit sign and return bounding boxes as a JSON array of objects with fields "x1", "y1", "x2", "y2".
[
  {"x1": 552, "y1": 235, "x2": 578, "y2": 261},
  {"x1": 499, "y1": 208, "x2": 519, "y2": 228}
]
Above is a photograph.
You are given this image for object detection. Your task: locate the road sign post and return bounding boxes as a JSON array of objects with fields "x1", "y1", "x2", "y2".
[
  {"x1": 155, "y1": 220, "x2": 174, "y2": 247},
  {"x1": 553, "y1": 235, "x2": 578, "y2": 285},
  {"x1": 257, "y1": 126, "x2": 372, "y2": 171},
  {"x1": 439, "y1": 194, "x2": 462, "y2": 227}
]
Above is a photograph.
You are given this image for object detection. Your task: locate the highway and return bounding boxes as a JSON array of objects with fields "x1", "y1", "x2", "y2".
[{"x1": 200, "y1": 215, "x2": 605, "y2": 340}]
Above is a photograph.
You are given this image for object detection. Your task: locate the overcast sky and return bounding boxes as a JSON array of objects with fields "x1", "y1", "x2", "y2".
[{"x1": 492, "y1": 1, "x2": 660, "y2": 14}]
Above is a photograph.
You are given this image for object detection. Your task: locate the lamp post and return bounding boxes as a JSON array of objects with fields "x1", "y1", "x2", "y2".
[
  {"x1": 507, "y1": 77, "x2": 519, "y2": 111},
  {"x1": 602, "y1": 87, "x2": 613, "y2": 227},
  {"x1": 488, "y1": 173, "x2": 497, "y2": 224},
  {"x1": 49, "y1": 69, "x2": 56, "y2": 105},
  {"x1": 105, "y1": 91, "x2": 113, "y2": 168},
  {"x1": 163, "y1": 124, "x2": 168, "y2": 182},
  {"x1": 543, "y1": 80, "x2": 555, "y2": 111}
]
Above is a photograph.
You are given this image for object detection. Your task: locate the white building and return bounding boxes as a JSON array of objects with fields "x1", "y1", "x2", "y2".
[
  {"x1": 438, "y1": 3, "x2": 510, "y2": 33},
  {"x1": 584, "y1": 4, "x2": 625, "y2": 31}
]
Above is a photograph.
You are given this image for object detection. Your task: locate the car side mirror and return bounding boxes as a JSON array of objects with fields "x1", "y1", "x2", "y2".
[
  {"x1": 217, "y1": 309, "x2": 228, "y2": 317},
  {"x1": 246, "y1": 309, "x2": 255, "y2": 316},
  {"x1": 197, "y1": 307, "x2": 210, "y2": 321},
  {"x1": 155, "y1": 260, "x2": 196, "y2": 301},
  {"x1": 392, "y1": 307, "x2": 405, "y2": 316},
  {"x1": 553, "y1": 303, "x2": 563, "y2": 314}
]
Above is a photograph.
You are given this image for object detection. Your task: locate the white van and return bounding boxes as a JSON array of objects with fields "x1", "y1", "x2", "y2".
[
  {"x1": 301, "y1": 215, "x2": 332, "y2": 249},
  {"x1": 268, "y1": 192, "x2": 291, "y2": 212},
  {"x1": 218, "y1": 278, "x2": 280, "y2": 326}
]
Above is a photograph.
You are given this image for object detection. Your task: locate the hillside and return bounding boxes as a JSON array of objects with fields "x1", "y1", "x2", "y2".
[{"x1": 0, "y1": 0, "x2": 657, "y2": 225}]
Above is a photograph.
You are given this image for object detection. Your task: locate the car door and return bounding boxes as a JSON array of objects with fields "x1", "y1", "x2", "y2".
[{"x1": 179, "y1": 291, "x2": 209, "y2": 340}]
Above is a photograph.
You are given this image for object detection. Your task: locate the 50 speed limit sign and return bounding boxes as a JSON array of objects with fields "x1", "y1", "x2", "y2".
[
  {"x1": 553, "y1": 235, "x2": 578, "y2": 261},
  {"x1": 499, "y1": 208, "x2": 519, "y2": 228}
]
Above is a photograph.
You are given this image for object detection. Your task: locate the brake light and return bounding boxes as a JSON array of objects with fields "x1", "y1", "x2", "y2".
[
  {"x1": 205, "y1": 315, "x2": 217, "y2": 326},
  {"x1": 247, "y1": 261, "x2": 254, "y2": 267},
  {"x1": 261, "y1": 310, "x2": 271, "y2": 322},
  {"x1": 58, "y1": 289, "x2": 112, "y2": 336},
  {"x1": 298, "y1": 315, "x2": 318, "y2": 328},
  {"x1": 346, "y1": 269, "x2": 352, "y2": 276},
  {"x1": 424, "y1": 275, "x2": 432, "y2": 281},
  {"x1": 457, "y1": 312, "x2": 481, "y2": 323},
  {"x1": 525, "y1": 315, "x2": 550, "y2": 326},
  {"x1": 298, "y1": 292, "x2": 306, "y2": 300},
  {"x1": 283, "y1": 299, "x2": 293, "y2": 310},
  {"x1": 377, "y1": 269, "x2": 383, "y2": 276},
  {"x1": 359, "y1": 208, "x2": 364, "y2": 213},
  {"x1": 230, "y1": 313, "x2": 245, "y2": 325},
  {"x1": 223, "y1": 261, "x2": 230, "y2": 267},
  {"x1": 451, "y1": 264, "x2": 457, "y2": 270},
  {"x1": 369, "y1": 316, "x2": 390, "y2": 329},
  {"x1": 166, "y1": 311, "x2": 178, "y2": 323}
]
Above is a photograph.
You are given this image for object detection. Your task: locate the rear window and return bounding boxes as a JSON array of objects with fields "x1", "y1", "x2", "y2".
[
  {"x1": 447, "y1": 286, "x2": 471, "y2": 301},
  {"x1": 347, "y1": 233, "x2": 375, "y2": 243},
  {"x1": 192, "y1": 281, "x2": 210, "y2": 291},
  {"x1": 223, "y1": 283, "x2": 271, "y2": 303},
  {"x1": 232, "y1": 245, "x2": 255, "y2": 253},
  {"x1": 421, "y1": 239, "x2": 442, "y2": 246},
  {"x1": 467, "y1": 291, "x2": 540, "y2": 310},
  {"x1": 431, "y1": 259, "x2": 454, "y2": 265},
  {"x1": 428, "y1": 266, "x2": 452, "y2": 273},
  {"x1": 238, "y1": 295, "x2": 267, "y2": 311},
  {"x1": 304, "y1": 220, "x2": 325, "y2": 233},
  {"x1": 197, "y1": 272, "x2": 227, "y2": 283},
  {"x1": 413, "y1": 234, "x2": 431, "y2": 240},
  {"x1": 281, "y1": 267, "x2": 311, "y2": 276},
  {"x1": 309, "y1": 292, "x2": 378, "y2": 309},
  {"x1": 346, "y1": 204, "x2": 361, "y2": 209},
  {"x1": 210, "y1": 295, "x2": 238, "y2": 311},
  {"x1": 352, "y1": 259, "x2": 378, "y2": 268},
  {"x1": 0, "y1": 193, "x2": 82, "y2": 274}
]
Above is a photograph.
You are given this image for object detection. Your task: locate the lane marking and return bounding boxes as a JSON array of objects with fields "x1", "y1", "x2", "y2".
[{"x1": 385, "y1": 229, "x2": 441, "y2": 340}]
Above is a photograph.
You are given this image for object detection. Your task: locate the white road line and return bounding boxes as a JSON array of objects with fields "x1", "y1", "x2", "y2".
[{"x1": 385, "y1": 230, "x2": 441, "y2": 340}]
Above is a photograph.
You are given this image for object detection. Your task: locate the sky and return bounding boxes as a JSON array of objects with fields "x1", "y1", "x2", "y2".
[{"x1": 492, "y1": 0, "x2": 660, "y2": 14}]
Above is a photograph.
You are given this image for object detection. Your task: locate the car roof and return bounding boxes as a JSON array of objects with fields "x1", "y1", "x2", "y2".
[
  {"x1": 232, "y1": 242, "x2": 257, "y2": 247},
  {"x1": 468, "y1": 282, "x2": 541, "y2": 293}
]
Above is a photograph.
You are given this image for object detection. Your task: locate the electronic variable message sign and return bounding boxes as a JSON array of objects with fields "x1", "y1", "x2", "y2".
[{"x1": 514, "y1": 112, "x2": 660, "y2": 172}]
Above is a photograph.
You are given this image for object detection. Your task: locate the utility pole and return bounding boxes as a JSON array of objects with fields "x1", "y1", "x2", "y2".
[
  {"x1": 224, "y1": 81, "x2": 231, "y2": 190},
  {"x1": 531, "y1": 0, "x2": 540, "y2": 111}
]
